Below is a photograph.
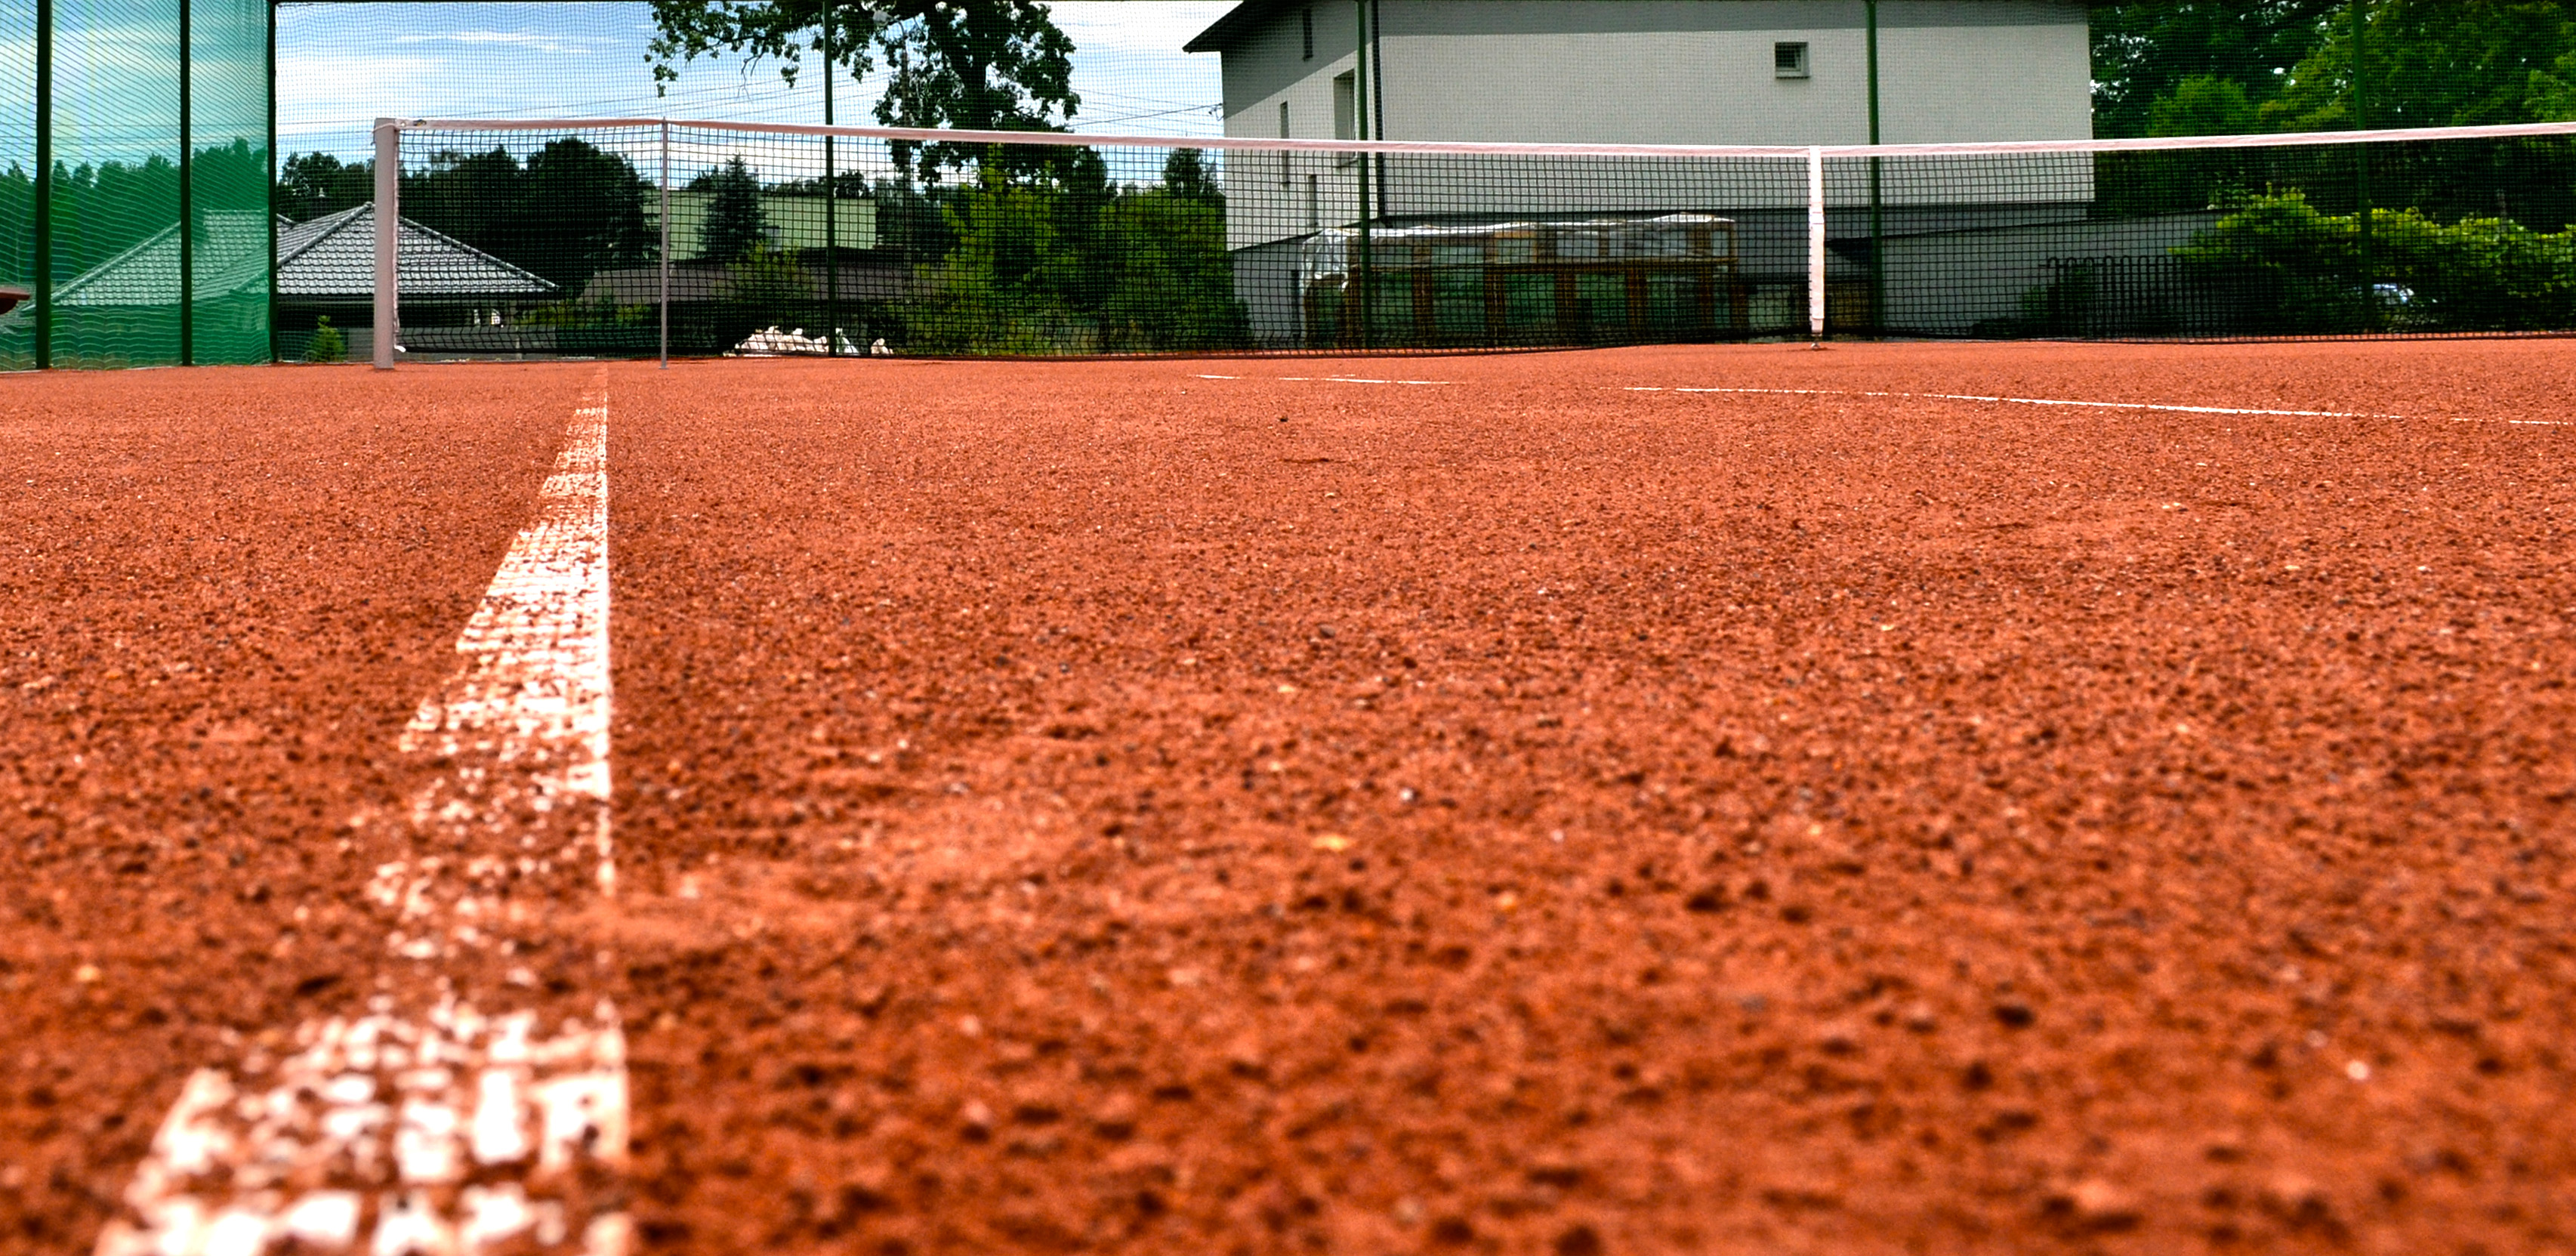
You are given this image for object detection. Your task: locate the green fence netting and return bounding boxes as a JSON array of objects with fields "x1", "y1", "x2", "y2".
[{"x1": 0, "y1": 0, "x2": 270, "y2": 369}]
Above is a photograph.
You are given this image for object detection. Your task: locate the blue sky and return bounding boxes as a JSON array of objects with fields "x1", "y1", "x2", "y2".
[{"x1": 274, "y1": 1, "x2": 1233, "y2": 161}]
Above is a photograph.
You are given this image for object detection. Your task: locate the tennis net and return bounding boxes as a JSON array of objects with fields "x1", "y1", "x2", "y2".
[{"x1": 362, "y1": 116, "x2": 2576, "y2": 363}]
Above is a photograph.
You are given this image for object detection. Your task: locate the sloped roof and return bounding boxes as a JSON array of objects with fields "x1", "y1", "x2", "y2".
[
  {"x1": 54, "y1": 205, "x2": 559, "y2": 308},
  {"x1": 277, "y1": 205, "x2": 557, "y2": 301},
  {"x1": 54, "y1": 211, "x2": 270, "y2": 307}
]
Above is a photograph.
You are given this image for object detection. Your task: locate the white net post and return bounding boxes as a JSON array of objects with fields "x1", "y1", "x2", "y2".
[
  {"x1": 1806, "y1": 143, "x2": 1825, "y2": 343},
  {"x1": 373, "y1": 118, "x2": 399, "y2": 369},
  {"x1": 659, "y1": 120, "x2": 671, "y2": 369}
]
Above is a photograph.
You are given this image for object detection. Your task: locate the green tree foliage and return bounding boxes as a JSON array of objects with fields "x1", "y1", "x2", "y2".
[
  {"x1": 1095, "y1": 192, "x2": 1250, "y2": 352},
  {"x1": 396, "y1": 137, "x2": 656, "y2": 292},
  {"x1": 279, "y1": 151, "x2": 375, "y2": 221},
  {"x1": 2092, "y1": 1, "x2": 2343, "y2": 138},
  {"x1": 2096, "y1": 1, "x2": 2576, "y2": 137},
  {"x1": 2176, "y1": 191, "x2": 2576, "y2": 331},
  {"x1": 2146, "y1": 75, "x2": 2262, "y2": 137},
  {"x1": 647, "y1": 0, "x2": 1077, "y2": 181},
  {"x1": 894, "y1": 151, "x2": 1248, "y2": 355},
  {"x1": 304, "y1": 314, "x2": 347, "y2": 363},
  {"x1": 0, "y1": 165, "x2": 32, "y2": 285},
  {"x1": 696, "y1": 156, "x2": 768, "y2": 263},
  {"x1": 1161, "y1": 148, "x2": 1220, "y2": 204},
  {"x1": 2263, "y1": 1, "x2": 2576, "y2": 130}
]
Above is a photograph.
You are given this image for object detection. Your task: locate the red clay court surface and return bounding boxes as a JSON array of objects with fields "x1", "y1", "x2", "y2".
[{"x1": 5, "y1": 339, "x2": 2575, "y2": 1255}]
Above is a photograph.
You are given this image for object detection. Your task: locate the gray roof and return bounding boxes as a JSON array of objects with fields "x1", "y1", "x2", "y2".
[
  {"x1": 54, "y1": 205, "x2": 558, "y2": 308},
  {"x1": 54, "y1": 211, "x2": 270, "y2": 307},
  {"x1": 278, "y1": 205, "x2": 557, "y2": 301}
]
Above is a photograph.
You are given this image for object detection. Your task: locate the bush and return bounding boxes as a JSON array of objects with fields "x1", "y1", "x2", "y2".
[
  {"x1": 304, "y1": 315, "x2": 347, "y2": 363},
  {"x1": 2175, "y1": 193, "x2": 2576, "y2": 333}
]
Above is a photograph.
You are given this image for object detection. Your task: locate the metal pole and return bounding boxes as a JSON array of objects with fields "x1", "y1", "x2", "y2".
[
  {"x1": 1352, "y1": 0, "x2": 1371, "y2": 350},
  {"x1": 33, "y1": 0, "x2": 51, "y2": 368},
  {"x1": 1865, "y1": 0, "x2": 1882, "y2": 340},
  {"x1": 1369, "y1": 0, "x2": 1385, "y2": 231},
  {"x1": 659, "y1": 120, "x2": 671, "y2": 369},
  {"x1": 1808, "y1": 144, "x2": 1825, "y2": 344},
  {"x1": 373, "y1": 119, "x2": 397, "y2": 369},
  {"x1": 2351, "y1": 0, "x2": 2373, "y2": 329},
  {"x1": 179, "y1": 0, "x2": 193, "y2": 365},
  {"x1": 823, "y1": 0, "x2": 837, "y2": 356}
]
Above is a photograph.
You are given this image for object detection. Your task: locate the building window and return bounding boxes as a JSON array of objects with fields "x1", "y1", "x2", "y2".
[
  {"x1": 1280, "y1": 100, "x2": 1293, "y2": 187},
  {"x1": 1301, "y1": 7, "x2": 1314, "y2": 60},
  {"x1": 1333, "y1": 71, "x2": 1357, "y2": 140},
  {"x1": 1775, "y1": 42, "x2": 1809, "y2": 79}
]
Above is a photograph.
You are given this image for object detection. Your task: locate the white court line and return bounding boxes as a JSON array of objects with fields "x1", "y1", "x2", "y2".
[
  {"x1": 1621, "y1": 384, "x2": 2569, "y2": 426},
  {"x1": 1197, "y1": 374, "x2": 1454, "y2": 387},
  {"x1": 99, "y1": 372, "x2": 628, "y2": 1256}
]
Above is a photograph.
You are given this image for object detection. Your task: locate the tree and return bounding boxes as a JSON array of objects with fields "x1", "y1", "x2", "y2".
[
  {"x1": 390, "y1": 140, "x2": 655, "y2": 292},
  {"x1": 2091, "y1": 1, "x2": 2343, "y2": 138},
  {"x1": 697, "y1": 156, "x2": 767, "y2": 264},
  {"x1": 1161, "y1": 148, "x2": 1220, "y2": 203},
  {"x1": 647, "y1": 0, "x2": 1078, "y2": 181},
  {"x1": 279, "y1": 152, "x2": 374, "y2": 221},
  {"x1": 2262, "y1": 0, "x2": 2576, "y2": 131}
]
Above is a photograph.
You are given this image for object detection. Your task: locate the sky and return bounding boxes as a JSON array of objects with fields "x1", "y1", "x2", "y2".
[{"x1": 272, "y1": 0, "x2": 1234, "y2": 162}]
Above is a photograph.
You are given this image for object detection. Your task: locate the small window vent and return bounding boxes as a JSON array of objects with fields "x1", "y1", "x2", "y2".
[{"x1": 1775, "y1": 42, "x2": 1809, "y2": 79}]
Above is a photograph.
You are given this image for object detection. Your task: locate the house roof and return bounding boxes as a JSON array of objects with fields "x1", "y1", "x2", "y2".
[
  {"x1": 54, "y1": 211, "x2": 271, "y2": 307},
  {"x1": 54, "y1": 204, "x2": 559, "y2": 307},
  {"x1": 1183, "y1": 0, "x2": 2116, "y2": 54},
  {"x1": 1183, "y1": 0, "x2": 1292, "y2": 53},
  {"x1": 276, "y1": 205, "x2": 557, "y2": 301}
]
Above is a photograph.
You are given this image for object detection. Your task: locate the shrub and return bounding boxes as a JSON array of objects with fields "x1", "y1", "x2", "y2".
[{"x1": 304, "y1": 315, "x2": 347, "y2": 363}]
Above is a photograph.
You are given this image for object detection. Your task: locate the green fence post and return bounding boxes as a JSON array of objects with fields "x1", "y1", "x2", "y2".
[
  {"x1": 2352, "y1": 0, "x2": 2373, "y2": 329},
  {"x1": 1352, "y1": 0, "x2": 1371, "y2": 350},
  {"x1": 1865, "y1": 0, "x2": 1883, "y2": 339},
  {"x1": 33, "y1": 0, "x2": 51, "y2": 368},
  {"x1": 180, "y1": 0, "x2": 194, "y2": 365}
]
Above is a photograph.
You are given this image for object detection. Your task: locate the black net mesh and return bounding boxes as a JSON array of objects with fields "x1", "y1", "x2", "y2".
[{"x1": 384, "y1": 122, "x2": 2576, "y2": 360}]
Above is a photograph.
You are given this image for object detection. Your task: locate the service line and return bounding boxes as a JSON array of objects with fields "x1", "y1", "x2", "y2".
[
  {"x1": 1621, "y1": 384, "x2": 2570, "y2": 426},
  {"x1": 97, "y1": 371, "x2": 629, "y2": 1256}
]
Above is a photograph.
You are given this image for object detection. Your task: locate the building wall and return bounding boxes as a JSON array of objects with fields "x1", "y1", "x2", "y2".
[
  {"x1": 1216, "y1": 1, "x2": 2092, "y2": 147},
  {"x1": 1208, "y1": 0, "x2": 2096, "y2": 252}
]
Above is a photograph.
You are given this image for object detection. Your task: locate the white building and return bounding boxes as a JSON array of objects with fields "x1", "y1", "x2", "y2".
[{"x1": 1183, "y1": 1, "x2": 2104, "y2": 341}]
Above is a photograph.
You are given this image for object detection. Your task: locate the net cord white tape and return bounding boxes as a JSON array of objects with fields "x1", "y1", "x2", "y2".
[{"x1": 385, "y1": 116, "x2": 2576, "y2": 161}]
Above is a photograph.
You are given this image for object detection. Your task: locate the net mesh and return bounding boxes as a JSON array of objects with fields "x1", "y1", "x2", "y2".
[
  {"x1": 0, "y1": 0, "x2": 29, "y2": 366},
  {"x1": 383, "y1": 121, "x2": 2576, "y2": 360},
  {"x1": 0, "y1": 0, "x2": 269, "y2": 369}
]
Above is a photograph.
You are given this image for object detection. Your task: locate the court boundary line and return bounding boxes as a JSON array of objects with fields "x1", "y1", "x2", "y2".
[{"x1": 96, "y1": 371, "x2": 629, "y2": 1256}]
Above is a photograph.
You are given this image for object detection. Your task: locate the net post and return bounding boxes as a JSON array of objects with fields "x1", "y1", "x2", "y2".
[
  {"x1": 659, "y1": 120, "x2": 671, "y2": 369},
  {"x1": 32, "y1": 0, "x2": 51, "y2": 369},
  {"x1": 823, "y1": 0, "x2": 838, "y2": 358},
  {"x1": 1807, "y1": 144, "x2": 1825, "y2": 344},
  {"x1": 373, "y1": 119, "x2": 398, "y2": 369}
]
